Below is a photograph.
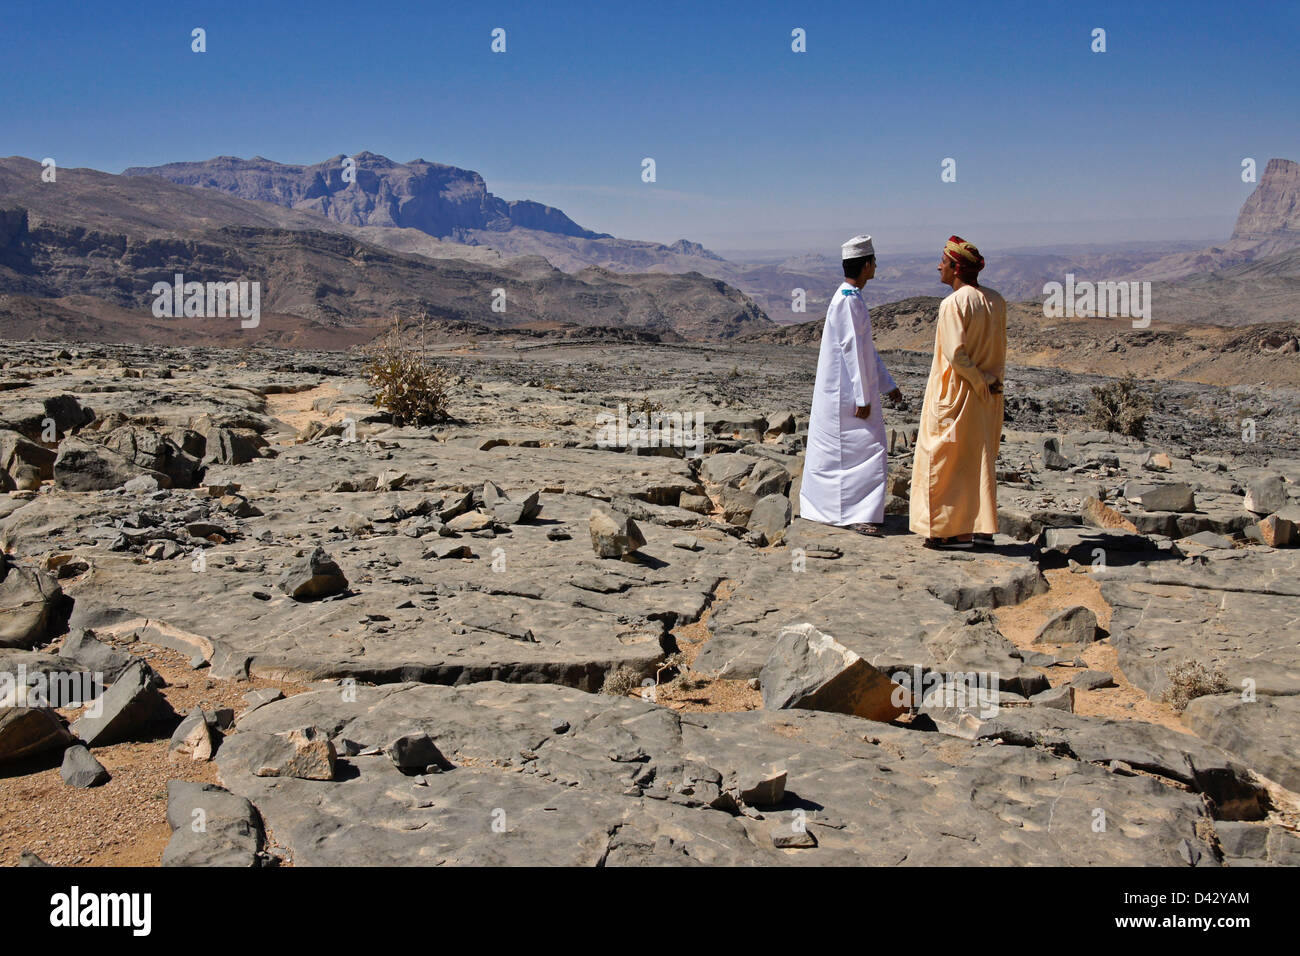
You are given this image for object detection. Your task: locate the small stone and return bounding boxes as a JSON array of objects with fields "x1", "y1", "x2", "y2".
[
  {"x1": 447, "y1": 510, "x2": 494, "y2": 532},
  {"x1": 60, "y1": 744, "x2": 110, "y2": 787},
  {"x1": 772, "y1": 827, "x2": 817, "y2": 849},
  {"x1": 253, "y1": 726, "x2": 336, "y2": 780},
  {"x1": 386, "y1": 733, "x2": 453, "y2": 774},
  {"x1": 759, "y1": 623, "x2": 906, "y2": 723},
  {"x1": 1032, "y1": 606, "x2": 1099, "y2": 646},
  {"x1": 1081, "y1": 496, "x2": 1138, "y2": 533},
  {"x1": 1030, "y1": 685, "x2": 1075, "y2": 712},
  {"x1": 1181, "y1": 530, "x2": 1233, "y2": 550},
  {"x1": 1252, "y1": 514, "x2": 1295, "y2": 548},
  {"x1": 1071, "y1": 669, "x2": 1116, "y2": 690},
  {"x1": 1136, "y1": 483, "x2": 1196, "y2": 513},
  {"x1": 736, "y1": 769, "x2": 786, "y2": 806},
  {"x1": 678, "y1": 493, "x2": 711, "y2": 514}
]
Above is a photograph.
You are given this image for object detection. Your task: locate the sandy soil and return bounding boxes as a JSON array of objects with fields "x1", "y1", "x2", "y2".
[
  {"x1": 645, "y1": 580, "x2": 764, "y2": 713},
  {"x1": 992, "y1": 567, "x2": 1193, "y2": 734},
  {"x1": 0, "y1": 637, "x2": 309, "y2": 867},
  {"x1": 264, "y1": 384, "x2": 349, "y2": 440}
]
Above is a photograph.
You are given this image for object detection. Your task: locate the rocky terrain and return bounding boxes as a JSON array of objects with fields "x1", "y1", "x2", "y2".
[
  {"x1": 747, "y1": 297, "x2": 1300, "y2": 390},
  {"x1": 6, "y1": 151, "x2": 1299, "y2": 356},
  {"x1": 0, "y1": 157, "x2": 769, "y2": 343},
  {"x1": 124, "y1": 151, "x2": 1220, "y2": 319},
  {"x1": 2, "y1": 335, "x2": 1298, "y2": 867}
]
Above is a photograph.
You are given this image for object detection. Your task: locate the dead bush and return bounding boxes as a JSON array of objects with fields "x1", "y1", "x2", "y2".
[
  {"x1": 1087, "y1": 374, "x2": 1151, "y2": 438},
  {"x1": 600, "y1": 666, "x2": 641, "y2": 697},
  {"x1": 363, "y1": 315, "x2": 454, "y2": 426},
  {"x1": 1162, "y1": 660, "x2": 1230, "y2": 714}
]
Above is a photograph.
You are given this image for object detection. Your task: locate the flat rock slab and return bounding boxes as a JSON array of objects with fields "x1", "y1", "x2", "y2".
[
  {"x1": 214, "y1": 681, "x2": 1229, "y2": 866},
  {"x1": 694, "y1": 519, "x2": 1046, "y2": 680},
  {"x1": 1183, "y1": 693, "x2": 1300, "y2": 793},
  {"x1": 162, "y1": 781, "x2": 264, "y2": 867},
  {"x1": 1101, "y1": 550, "x2": 1300, "y2": 699},
  {"x1": 51, "y1": 492, "x2": 741, "y2": 691},
  {"x1": 207, "y1": 441, "x2": 702, "y2": 507}
]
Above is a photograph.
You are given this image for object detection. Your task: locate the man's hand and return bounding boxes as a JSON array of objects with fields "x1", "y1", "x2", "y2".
[{"x1": 854, "y1": 404, "x2": 871, "y2": 419}]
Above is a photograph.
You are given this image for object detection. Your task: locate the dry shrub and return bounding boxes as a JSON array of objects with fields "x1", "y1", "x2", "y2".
[
  {"x1": 363, "y1": 315, "x2": 454, "y2": 426},
  {"x1": 1162, "y1": 660, "x2": 1230, "y2": 714},
  {"x1": 600, "y1": 666, "x2": 641, "y2": 697},
  {"x1": 1087, "y1": 374, "x2": 1151, "y2": 438}
]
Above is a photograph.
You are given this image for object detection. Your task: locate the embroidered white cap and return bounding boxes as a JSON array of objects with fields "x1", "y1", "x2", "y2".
[{"x1": 841, "y1": 234, "x2": 875, "y2": 259}]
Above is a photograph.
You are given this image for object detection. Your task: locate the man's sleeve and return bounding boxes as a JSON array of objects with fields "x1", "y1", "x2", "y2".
[
  {"x1": 836, "y1": 297, "x2": 875, "y2": 407},
  {"x1": 937, "y1": 297, "x2": 990, "y2": 399},
  {"x1": 874, "y1": 348, "x2": 897, "y2": 394}
]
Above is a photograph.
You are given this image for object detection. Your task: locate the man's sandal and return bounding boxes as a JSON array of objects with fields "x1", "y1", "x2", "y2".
[
  {"x1": 847, "y1": 523, "x2": 884, "y2": 537},
  {"x1": 924, "y1": 536, "x2": 973, "y2": 550}
]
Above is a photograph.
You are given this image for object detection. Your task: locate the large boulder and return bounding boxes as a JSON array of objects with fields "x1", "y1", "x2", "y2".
[
  {"x1": 53, "y1": 436, "x2": 168, "y2": 491},
  {"x1": 162, "y1": 781, "x2": 264, "y2": 867},
  {"x1": 1244, "y1": 476, "x2": 1288, "y2": 515},
  {"x1": 70, "y1": 660, "x2": 176, "y2": 747},
  {"x1": 0, "y1": 559, "x2": 66, "y2": 649},
  {"x1": 0, "y1": 706, "x2": 73, "y2": 765},
  {"x1": 760, "y1": 623, "x2": 906, "y2": 723},
  {"x1": 99, "y1": 426, "x2": 203, "y2": 488}
]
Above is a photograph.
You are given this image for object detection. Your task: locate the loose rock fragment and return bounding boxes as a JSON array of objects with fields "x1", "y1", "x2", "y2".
[
  {"x1": 251, "y1": 725, "x2": 337, "y2": 780},
  {"x1": 1033, "y1": 606, "x2": 1099, "y2": 646},
  {"x1": 759, "y1": 623, "x2": 906, "y2": 723},
  {"x1": 589, "y1": 508, "x2": 646, "y2": 560},
  {"x1": 60, "y1": 744, "x2": 111, "y2": 787},
  {"x1": 70, "y1": 660, "x2": 175, "y2": 747},
  {"x1": 277, "y1": 547, "x2": 348, "y2": 601}
]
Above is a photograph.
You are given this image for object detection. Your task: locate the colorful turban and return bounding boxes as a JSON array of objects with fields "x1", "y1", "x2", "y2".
[{"x1": 943, "y1": 235, "x2": 985, "y2": 273}]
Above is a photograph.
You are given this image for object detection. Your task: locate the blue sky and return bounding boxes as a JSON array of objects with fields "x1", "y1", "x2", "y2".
[{"x1": 2, "y1": 0, "x2": 1297, "y2": 254}]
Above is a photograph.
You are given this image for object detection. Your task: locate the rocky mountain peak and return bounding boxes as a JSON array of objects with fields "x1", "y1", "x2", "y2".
[
  {"x1": 1232, "y1": 158, "x2": 1300, "y2": 240},
  {"x1": 124, "y1": 153, "x2": 609, "y2": 242}
]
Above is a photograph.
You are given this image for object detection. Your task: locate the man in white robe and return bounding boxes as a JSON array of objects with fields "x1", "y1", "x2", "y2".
[{"x1": 799, "y1": 235, "x2": 904, "y2": 536}]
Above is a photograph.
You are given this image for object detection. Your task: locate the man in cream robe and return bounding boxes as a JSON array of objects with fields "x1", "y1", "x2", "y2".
[
  {"x1": 800, "y1": 235, "x2": 903, "y2": 534},
  {"x1": 909, "y1": 236, "x2": 1006, "y2": 548}
]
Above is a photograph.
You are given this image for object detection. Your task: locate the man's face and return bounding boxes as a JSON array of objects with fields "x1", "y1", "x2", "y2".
[
  {"x1": 860, "y1": 256, "x2": 877, "y2": 282},
  {"x1": 938, "y1": 256, "x2": 956, "y2": 285}
]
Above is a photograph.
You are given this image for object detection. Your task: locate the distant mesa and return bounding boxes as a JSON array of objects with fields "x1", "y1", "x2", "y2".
[{"x1": 124, "y1": 152, "x2": 613, "y2": 242}]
